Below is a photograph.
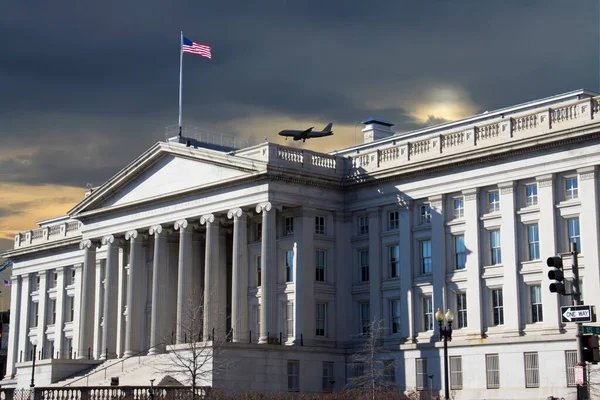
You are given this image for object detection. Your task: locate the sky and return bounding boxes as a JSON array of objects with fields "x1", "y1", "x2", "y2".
[{"x1": 0, "y1": 0, "x2": 599, "y2": 253}]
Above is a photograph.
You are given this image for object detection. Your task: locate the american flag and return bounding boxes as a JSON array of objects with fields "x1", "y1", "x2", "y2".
[
  {"x1": 3, "y1": 279, "x2": 11, "y2": 287},
  {"x1": 182, "y1": 36, "x2": 212, "y2": 59}
]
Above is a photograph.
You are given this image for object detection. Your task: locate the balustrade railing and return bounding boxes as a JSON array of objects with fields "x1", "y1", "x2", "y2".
[
  {"x1": 442, "y1": 131, "x2": 465, "y2": 149},
  {"x1": 476, "y1": 123, "x2": 499, "y2": 141},
  {"x1": 3, "y1": 386, "x2": 209, "y2": 400},
  {"x1": 514, "y1": 114, "x2": 537, "y2": 132},
  {"x1": 409, "y1": 139, "x2": 431, "y2": 157}
]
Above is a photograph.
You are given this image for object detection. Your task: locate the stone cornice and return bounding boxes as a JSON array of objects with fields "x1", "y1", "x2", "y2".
[{"x1": 1, "y1": 238, "x2": 82, "y2": 260}]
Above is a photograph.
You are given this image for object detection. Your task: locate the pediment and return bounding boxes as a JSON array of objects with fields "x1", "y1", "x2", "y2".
[{"x1": 70, "y1": 142, "x2": 264, "y2": 216}]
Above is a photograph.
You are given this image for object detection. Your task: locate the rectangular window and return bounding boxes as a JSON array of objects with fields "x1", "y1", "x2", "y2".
[
  {"x1": 65, "y1": 338, "x2": 73, "y2": 359},
  {"x1": 453, "y1": 197, "x2": 464, "y2": 218},
  {"x1": 48, "y1": 299, "x2": 56, "y2": 325},
  {"x1": 565, "y1": 350, "x2": 577, "y2": 387},
  {"x1": 490, "y1": 230, "x2": 502, "y2": 265},
  {"x1": 388, "y1": 210, "x2": 399, "y2": 230},
  {"x1": 524, "y1": 352, "x2": 540, "y2": 388},
  {"x1": 384, "y1": 360, "x2": 395, "y2": 383},
  {"x1": 416, "y1": 358, "x2": 427, "y2": 390},
  {"x1": 454, "y1": 235, "x2": 466, "y2": 270},
  {"x1": 421, "y1": 240, "x2": 432, "y2": 274},
  {"x1": 70, "y1": 268, "x2": 76, "y2": 285},
  {"x1": 286, "y1": 302, "x2": 294, "y2": 337},
  {"x1": 486, "y1": 354, "x2": 500, "y2": 389},
  {"x1": 256, "y1": 255, "x2": 262, "y2": 287},
  {"x1": 450, "y1": 356, "x2": 463, "y2": 390},
  {"x1": 390, "y1": 299, "x2": 401, "y2": 334},
  {"x1": 284, "y1": 217, "x2": 294, "y2": 236},
  {"x1": 256, "y1": 222, "x2": 262, "y2": 240},
  {"x1": 287, "y1": 360, "x2": 300, "y2": 392},
  {"x1": 285, "y1": 250, "x2": 294, "y2": 282},
  {"x1": 315, "y1": 250, "x2": 326, "y2": 282},
  {"x1": 358, "y1": 215, "x2": 369, "y2": 235},
  {"x1": 35, "y1": 275, "x2": 40, "y2": 291},
  {"x1": 488, "y1": 190, "x2": 500, "y2": 213},
  {"x1": 315, "y1": 216, "x2": 325, "y2": 235},
  {"x1": 525, "y1": 184, "x2": 538, "y2": 207},
  {"x1": 527, "y1": 224, "x2": 540, "y2": 261},
  {"x1": 530, "y1": 285, "x2": 543, "y2": 323},
  {"x1": 423, "y1": 296, "x2": 433, "y2": 331},
  {"x1": 456, "y1": 293, "x2": 467, "y2": 329},
  {"x1": 360, "y1": 302, "x2": 370, "y2": 335},
  {"x1": 567, "y1": 217, "x2": 581, "y2": 252},
  {"x1": 316, "y1": 303, "x2": 326, "y2": 336},
  {"x1": 322, "y1": 362, "x2": 334, "y2": 392},
  {"x1": 492, "y1": 289, "x2": 504, "y2": 326},
  {"x1": 50, "y1": 272, "x2": 58, "y2": 289},
  {"x1": 389, "y1": 245, "x2": 400, "y2": 278},
  {"x1": 420, "y1": 205, "x2": 431, "y2": 224},
  {"x1": 68, "y1": 296, "x2": 74, "y2": 323},
  {"x1": 565, "y1": 177, "x2": 579, "y2": 200},
  {"x1": 32, "y1": 302, "x2": 39, "y2": 327},
  {"x1": 360, "y1": 250, "x2": 369, "y2": 282}
]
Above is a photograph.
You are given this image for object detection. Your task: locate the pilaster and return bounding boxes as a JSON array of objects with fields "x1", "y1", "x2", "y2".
[
  {"x1": 463, "y1": 188, "x2": 483, "y2": 335},
  {"x1": 334, "y1": 211, "x2": 352, "y2": 343},
  {"x1": 17, "y1": 275, "x2": 30, "y2": 363},
  {"x1": 368, "y1": 207, "x2": 382, "y2": 325},
  {"x1": 5, "y1": 275, "x2": 20, "y2": 378},
  {"x1": 294, "y1": 207, "x2": 315, "y2": 344},
  {"x1": 429, "y1": 195, "x2": 447, "y2": 313},
  {"x1": 398, "y1": 200, "x2": 414, "y2": 341},
  {"x1": 36, "y1": 271, "x2": 47, "y2": 358},
  {"x1": 54, "y1": 267, "x2": 65, "y2": 359},
  {"x1": 578, "y1": 167, "x2": 600, "y2": 302},
  {"x1": 92, "y1": 260, "x2": 104, "y2": 359}
]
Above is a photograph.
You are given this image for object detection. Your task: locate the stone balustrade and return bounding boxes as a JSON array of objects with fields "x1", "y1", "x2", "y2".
[{"x1": 14, "y1": 220, "x2": 82, "y2": 249}]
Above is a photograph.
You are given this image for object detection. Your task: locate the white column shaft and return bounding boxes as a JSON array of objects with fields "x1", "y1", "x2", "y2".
[
  {"x1": 102, "y1": 239, "x2": 119, "y2": 359},
  {"x1": 579, "y1": 168, "x2": 600, "y2": 301},
  {"x1": 36, "y1": 273, "x2": 47, "y2": 358},
  {"x1": 500, "y1": 183, "x2": 521, "y2": 332},
  {"x1": 17, "y1": 276, "x2": 30, "y2": 363},
  {"x1": 54, "y1": 268, "x2": 66, "y2": 358},
  {"x1": 398, "y1": 206, "x2": 414, "y2": 340},
  {"x1": 368, "y1": 208, "x2": 382, "y2": 323},
  {"x1": 430, "y1": 196, "x2": 447, "y2": 313},
  {"x1": 92, "y1": 261, "x2": 103, "y2": 359},
  {"x1": 149, "y1": 228, "x2": 167, "y2": 353},
  {"x1": 176, "y1": 221, "x2": 193, "y2": 344},
  {"x1": 203, "y1": 218, "x2": 220, "y2": 340},
  {"x1": 78, "y1": 242, "x2": 97, "y2": 359},
  {"x1": 464, "y1": 190, "x2": 483, "y2": 334},
  {"x1": 294, "y1": 208, "x2": 315, "y2": 343},
  {"x1": 5, "y1": 276, "x2": 21, "y2": 378},
  {"x1": 259, "y1": 204, "x2": 276, "y2": 343},
  {"x1": 231, "y1": 210, "x2": 248, "y2": 342},
  {"x1": 124, "y1": 233, "x2": 142, "y2": 356}
]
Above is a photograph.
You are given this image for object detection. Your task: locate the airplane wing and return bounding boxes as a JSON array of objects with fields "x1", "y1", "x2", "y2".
[{"x1": 301, "y1": 127, "x2": 314, "y2": 135}]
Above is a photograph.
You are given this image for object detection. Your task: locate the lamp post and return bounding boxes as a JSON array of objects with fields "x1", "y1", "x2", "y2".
[
  {"x1": 435, "y1": 308, "x2": 454, "y2": 400},
  {"x1": 30, "y1": 340, "x2": 38, "y2": 388}
]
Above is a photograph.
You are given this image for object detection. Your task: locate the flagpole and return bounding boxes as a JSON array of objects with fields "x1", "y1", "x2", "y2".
[{"x1": 178, "y1": 31, "x2": 184, "y2": 137}]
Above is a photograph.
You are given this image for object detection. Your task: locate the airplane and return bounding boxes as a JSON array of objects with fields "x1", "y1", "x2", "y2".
[{"x1": 278, "y1": 123, "x2": 334, "y2": 142}]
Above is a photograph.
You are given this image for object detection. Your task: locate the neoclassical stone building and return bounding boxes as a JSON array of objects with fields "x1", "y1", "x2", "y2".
[{"x1": 2, "y1": 89, "x2": 600, "y2": 399}]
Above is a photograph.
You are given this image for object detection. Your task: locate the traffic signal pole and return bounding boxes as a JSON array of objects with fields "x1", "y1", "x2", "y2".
[{"x1": 571, "y1": 242, "x2": 587, "y2": 400}]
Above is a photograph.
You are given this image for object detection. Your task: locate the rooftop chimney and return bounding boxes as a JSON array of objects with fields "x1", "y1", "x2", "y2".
[{"x1": 361, "y1": 117, "x2": 395, "y2": 143}]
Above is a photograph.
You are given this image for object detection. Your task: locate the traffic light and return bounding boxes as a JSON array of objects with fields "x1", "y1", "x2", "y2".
[
  {"x1": 547, "y1": 256, "x2": 566, "y2": 295},
  {"x1": 583, "y1": 335, "x2": 600, "y2": 363}
]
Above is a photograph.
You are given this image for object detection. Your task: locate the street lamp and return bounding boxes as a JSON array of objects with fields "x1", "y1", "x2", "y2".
[
  {"x1": 30, "y1": 340, "x2": 38, "y2": 388},
  {"x1": 435, "y1": 308, "x2": 454, "y2": 400}
]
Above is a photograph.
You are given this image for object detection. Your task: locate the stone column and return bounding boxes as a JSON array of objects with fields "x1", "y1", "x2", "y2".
[
  {"x1": 78, "y1": 239, "x2": 98, "y2": 359},
  {"x1": 256, "y1": 202, "x2": 276, "y2": 344},
  {"x1": 537, "y1": 175, "x2": 560, "y2": 330},
  {"x1": 116, "y1": 247, "x2": 127, "y2": 358},
  {"x1": 36, "y1": 272, "x2": 47, "y2": 358},
  {"x1": 217, "y1": 229, "x2": 228, "y2": 340},
  {"x1": 499, "y1": 182, "x2": 521, "y2": 333},
  {"x1": 201, "y1": 214, "x2": 220, "y2": 340},
  {"x1": 228, "y1": 208, "x2": 249, "y2": 342},
  {"x1": 175, "y1": 220, "x2": 193, "y2": 344},
  {"x1": 463, "y1": 188, "x2": 483, "y2": 335},
  {"x1": 5, "y1": 275, "x2": 20, "y2": 378},
  {"x1": 368, "y1": 207, "x2": 382, "y2": 324},
  {"x1": 294, "y1": 207, "x2": 315, "y2": 344},
  {"x1": 54, "y1": 267, "x2": 66, "y2": 359},
  {"x1": 101, "y1": 235, "x2": 121, "y2": 359},
  {"x1": 429, "y1": 195, "x2": 447, "y2": 313},
  {"x1": 578, "y1": 167, "x2": 600, "y2": 300},
  {"x1": 334, "y1": 211, "x2": 352, "y2": 344},
  {"x1": 124, "y1": 230, "x2": 144, "y2": 357},
  {"x1": 93, "y1": 260, "x2": 104, "y2": 359},
  {"x1": 149, "y1": 225, "x2": 168, "y2": 354},
  {"x1": 398, "y1": 200, "x2": 414, "y2": 341},
  {"x1": 17, "y1": 275, "x2": 30, "y2": 363}
]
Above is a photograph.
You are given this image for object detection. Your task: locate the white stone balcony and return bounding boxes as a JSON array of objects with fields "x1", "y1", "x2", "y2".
[{"x1": 14, "y1": 219, "x2": 82, "y2": 250}]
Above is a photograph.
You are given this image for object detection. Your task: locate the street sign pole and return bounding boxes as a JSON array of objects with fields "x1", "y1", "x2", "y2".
[{"x1": 571, "y1": 242, "x2": 588, "y2": 400}]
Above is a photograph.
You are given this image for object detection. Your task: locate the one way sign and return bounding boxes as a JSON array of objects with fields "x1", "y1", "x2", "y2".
[{"x1": 561, "y1": 305, "x2": 595, "y2": 323}]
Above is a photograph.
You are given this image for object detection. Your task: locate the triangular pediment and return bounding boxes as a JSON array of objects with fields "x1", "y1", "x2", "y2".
[{"x1": 70, "y1": 142, "x2": 265, "y2": 216}]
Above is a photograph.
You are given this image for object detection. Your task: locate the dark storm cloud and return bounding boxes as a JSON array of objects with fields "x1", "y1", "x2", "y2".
[
  {"x1": 0, "y1": 239, "x2": 13, "y2": 252},
  {"x1": 0, "y1": 1, "x2": 598, "y2": 187}
]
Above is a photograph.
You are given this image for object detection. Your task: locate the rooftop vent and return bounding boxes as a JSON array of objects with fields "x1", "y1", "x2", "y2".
[{"x1": 361, "y1": 117, "x2": 394, "y2": 143}]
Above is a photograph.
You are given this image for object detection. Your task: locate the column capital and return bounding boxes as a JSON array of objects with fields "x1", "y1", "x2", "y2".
[
  {"x1": 428, "y1": 194, "x2": 444, "y2": 208},
  {"x1": 227, "y1": 208, "x2": 246, "y2": 220},
  {"x1": 200, "y1": 214, "x2": 215, "y2": 225},
  {"x1": 125, "y1": 230, "x2": 147, "y2": 241},
  {"x1": 536, "y1": 174, "x2": 554, "y2": 188},
  {"x1": 79, "y1": 239, "x2": 100, "y2": 250},
  {"x1": 149, "y1": 224, "x2": 173, "y2": 236},
  {"x1": 462, "y1": 188, "x2": 478, "y2": 201},
  {"x1": 101, "y1": 235, "x2": 124, "y2": 246},
  {"x1": 578, "y1": 166, "x2": 597, "y2": 181},
  {"x1": 55, "y1": 266, "x2": 65, "y2": 273},
  {"x1": 497, "y1": 181, "x2": 515, "y2": 194},
  {"x1": 255, "y1": 202, "x2": 273, "y2": 214}
]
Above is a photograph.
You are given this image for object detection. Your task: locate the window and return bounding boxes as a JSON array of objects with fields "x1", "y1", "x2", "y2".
[
  {"x1": 256, "y1": 256, "x2": 262, "y2": 287},
  {"x1": 490, "y1": 230, "x2": 502, "y2": 265},
  {"x1": 524, "y1": 352, "x2": 540, "y2": 388},
  {"x1": 454, "y1": 235, "x2": 466, "y2": 270},
  {"x1": 360, "y1": 302, "x2": 370, "y2": 335},
  {"x1": 70, "y1": 268, "x2": 76, "y2": 285},
  {"x1": 285, "y1": 250, "x2": 294, "y2": 282},
  {"x1": 389, "y1": 245, "x2": 400, "y2": 278},
  {"x1": 416, "y1": 358, "x2": 427, "y2": 390},
  {"x1": 284, "y1": 217, "x2": 294, "y2": 236},
  {"x1": 67, "y1": 296, "x2": 74, "y2": 323},
  {"x1": 525, "y1": 184, "x2": 538, "y2": 207},
  {"x1": 65, "y1": 338, "x2": 73, "y2": 359},
  {"x1": 358, "y1": 215, "x2": 369, "y2": 235},
  {"x1": 420, "y1": 205, "x2": 431, "y2": 224},
  {"x1": 488, "y1": 190, "x2": 500, "y2": 213},
  {"x1": 322, "y1": 362, "x2": 334, "y2": 392},
  {"x1": 530, "y1": 285, "x2": 543, "y2": 323},
  {"x1": 390, "y1": 299, "x2": 401, "y2": 334},
  {"x1": 450, "y1": 356, "x2": 463, "y2": 390},
  {"x1": 492, "y1": 289, "x2": 504, "y2": 326},
  {"x1": 256, "y1": 222, "x2": 262, "y2": 240},
  {"x1": 527, "y1": 224, "x2": 540, "y2": 261},
  {"x1": 359, "y1": 250, "x2": 369, "y2": 282},
  {"x1": 287, "y1": 360, "x2": 300, "y2": 392},
  {"x1": 48, "y1": 299, "x2": 56, "y2": 325},
  {"x1": 384, "y1": 360, "x2": 395, "y2": 383},
  {"x1": 32, "y1": 302, "x2": 39, "y2": 327},
  {"x1": 421, "y1": 240, "x2": 432, "y2": 274},
  {"x1": 565, "y1": 350, "x2": 577, "y2": 387},
  {"x1": 286, "y1": 302, "x2": 294, "y2": 337},
  {"x1": 453, "y1": 197, "x2": 464, "y2": 218},
  {"x1": 486, "y1": 354, "x2": 500, "y2": 389},
  {"x1": 565, "y1": 177, "x2": 579, "y2": 200},
  {"x1": 315, "y1": 216, "x2": 325, "y2": 235},
  {"x1": 388, "y1": 210, "x2": 399, "y2": 230},
  {"x1": 423, "y1": 296, "x2": 433, "y2": 331},
  {"x1": 35, "y1": 275, "x2": 40, "y2": 291},
  {"x1": 567, "y1": 217, "x2": 581, "y2": 252},
  {"x1": 50, "y1": 272, "x2": 58, "y2": 289},
  {"x1": 316, "y1": 303, "x2": 326, "y2": 336},
  {"x1": 315, "y1": 250, "x2": 326, "y2": 282},
  {"x1": 456, "y1": 293, "x2": 467, "y2": 329}
]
